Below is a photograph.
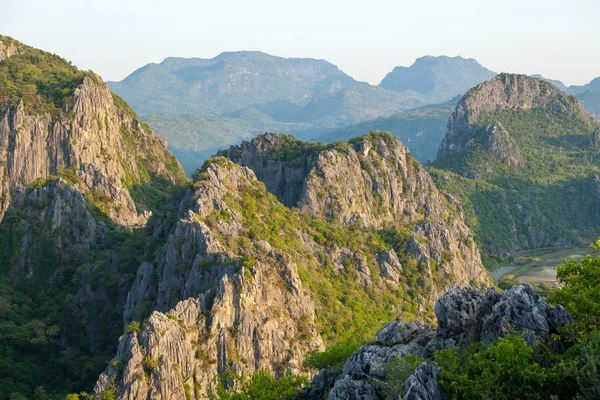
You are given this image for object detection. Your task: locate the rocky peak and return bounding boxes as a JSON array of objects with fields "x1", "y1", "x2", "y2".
[
  {"x1": 0, "y1": 39, "x2": 185, "y2": 227},
  {"x1": 437, "y1": 73, "x2": 585, "y2": 159},
  {"x1": 224, "y1": 132, "x2": 491, "y2": 292}
]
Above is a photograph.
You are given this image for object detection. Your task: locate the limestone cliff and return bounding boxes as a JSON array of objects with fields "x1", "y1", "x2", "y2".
[
  {"x1": 0, "y1": 36, "x2": 185, "y2": 228},
  {"x1": 431, "y1": 73, "x2": 600, "y2": 253},
  {"x1": 223, "y1": 132, "x2": 489, "y2": 291},
  {"x1": 95, "y1": 160, "x2": 325, "y2": 399},
  {"x1": 95, "y1": 135, "x2": 491, "y2": 399}
]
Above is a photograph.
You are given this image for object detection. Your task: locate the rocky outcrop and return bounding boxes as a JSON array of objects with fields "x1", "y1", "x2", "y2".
[
  {"x1": 217, "y1": 133, "x2": 318, "y2": 207},
  {"x1": 95, "y1": 153, "x2": 493, "y2": 399},
  {"x1": 319, "y1": 284, "x2": 574, "y2": 399},
  {"x1": 224, "y1": 132, "x2": 491, "y2": 293},
  {"x1": 0, "y1": 74, "x2": 183, "y2": 227},
  {"x1": 0, "y1": 38, "x2": 18, "y2": 61},
  {"x1": 437, "y1": 73, "x2": 585, "y2": 159},
  {"x1": 484, "y1": 121, "x2": 523, "y2": 167},
  {"x1": 96, "y1": 161, "x2": 324, "y2": 399},
  {"x1": 5, "y1": 179, "x2": 108, "y2": 276}
]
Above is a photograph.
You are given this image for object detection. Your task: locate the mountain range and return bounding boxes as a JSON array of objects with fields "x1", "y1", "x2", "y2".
[
  {"x1": 109, "y1": 54, "x2": 499, "y2": 172},
  {"x1": 111, "y1": 53, "x2": 600, "y2": 174},
  {"x1": 0, "y1": 36, "x2": 492, "y2": 399},
  {"x1": 1, "y1": 34, "x2": 599, "y2": 400}
]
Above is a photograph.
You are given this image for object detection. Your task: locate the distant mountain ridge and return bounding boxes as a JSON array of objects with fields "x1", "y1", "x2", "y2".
[
  {"x1": 315, "y1": 98, "x2": 458, "y2": 162},
  {"x1": 110, "y1": 51, "x2": 359, "y2": 117},
  {"x1": 379, "y1": 55, "x2": 497, "y2": 103},
  {"x1": 109, "y1": 53, "x2": 502, "y2": 173}
]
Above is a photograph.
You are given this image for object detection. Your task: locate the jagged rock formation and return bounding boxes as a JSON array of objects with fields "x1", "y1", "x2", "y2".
[
  {"x1": 431, "y1": 74, "x2": 600, "y2": 253},
  {"x1": 95, "y1": 145, "x2": 491, "y2": 399},
  {"x1": 437, "y1": 73, "x2": 579, "y2": 160},
  {"x1": 0, "y1": 36, "x2": 184, "y2": 228},
  {"x1": 0, "y1": 36, "x2": 188, "y2": 398},
  {"x1": 222, "y1": 132, "x2": 490, "y2": 291},
  {"x1": 312, "y1": 284, "x2": 573, "y2": 399},
  {"x1": 0, "y1": 75, "x2": 181, "y2": 227},
  {"x1": 95, "y1": 160, "x2": 327, "y2": 399}
]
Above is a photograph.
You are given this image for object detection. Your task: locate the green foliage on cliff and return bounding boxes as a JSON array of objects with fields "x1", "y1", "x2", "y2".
[
  {"x1": 215, "y1": 370, "x2": 308, "y2": 400},
  {"x1": 0, "y1": 182, "x2": 176, "y2": 399},
  {"x1": 431, "y1": 98, "x2": 600, "y2": 254},
  {"x1": 0, "y1": 35, "x2": 88, "y2": 115}
]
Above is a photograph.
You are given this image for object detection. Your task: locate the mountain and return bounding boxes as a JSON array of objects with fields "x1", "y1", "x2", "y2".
[
  {"x1": 94, "y1": 132, "x2": 491, "y2": 399},
  {"x1": 0, "y1": 35, "x2": 187, "y2": 398},
  {"x1": 379, "y1": 56, "x2": 497, "y2": 103},
  {"x1": 315, "y1": 98, "x2": 458, "y2": 163},
  {"x1": 431, "y1": 73, "x2": 600, "y2": 254},
  {"x1": 0, "y1": 36, "x2": 493, "y2": 399},
  {"x1": 109, "y1": 51, "x2": 359, "y2": 117},
  {"x1": 109, "y1": 53, "x2": 452, "y2": 174},
  {"x1": 141, "y1": 84, "x2": 426, "y2": 174},
  {"x1": 575, "y1": 89, "x2": 600, "y2": 119},
  {"x1": 567, "y1": 76, "x2": 600, "y2": 95}
]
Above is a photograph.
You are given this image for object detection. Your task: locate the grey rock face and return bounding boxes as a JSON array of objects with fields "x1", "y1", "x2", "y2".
[
  {"x1": 428, "y1": 283, "x2": 574, "y2": 351},
  {"x1": 0, "y1": 75, "x2": 181, "y2": 228},
  {"x1": 437, "y1": 73, "x2": 579, "y2": 160},
  {"x1": 404, "y1": 363, "x2": 443, "y2": 400},
  {"x1": 224, "y1": 133, "x2": 492, "y2": 291},
  {"x1": 320, "y1": 284, "x2": 573, "y2": 400},
  {"x1": 0, "y1": 38, "x2": 18, "y2": 61},
  {"x1": 218, "y1": 132, "x2": 318, "y2": 207}
]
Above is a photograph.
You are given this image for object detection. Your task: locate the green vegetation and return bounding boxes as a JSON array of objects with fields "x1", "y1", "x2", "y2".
[
  {"x1": 214, "y1": 370, "x2": 308, "y2": 400},
  {"x1": 548, "y1": 240, "x2": 600, "y2": 337},
  {"x1": 0, "y1": 179, "x2": 180, "y2": 399},
  {"x1": 303, "y1": 339, "x2": 365, "y2": 371},
  {"x1": 318, "y1": 99, "x2": 457, "y2": 162},
  {"x1": 0, "y1": 35, "x2": 88, "y2": 115},
  {"x1": 431, "y1": 98, "x2": 600, "y2": 254},
  {"x1": 434, "y1": 335, "x2": 567, "y2": 399}
]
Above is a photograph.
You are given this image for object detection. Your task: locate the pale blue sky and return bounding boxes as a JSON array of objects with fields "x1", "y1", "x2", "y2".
[{"x1": 1, "y1": 0, "x2": 598, "y2": 85}]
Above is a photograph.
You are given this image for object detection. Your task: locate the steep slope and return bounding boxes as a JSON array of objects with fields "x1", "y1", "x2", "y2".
[
  {"x1": 0, "y1": 35, "x2": 185, "y2": 227},
  {"x1": 315, "y1": 99, "x2": 457, "y2": 162},
  {"x1": 94, "y1": 133, "x2": 491, "y2": 399},
  {"x1": 432, "y1": 73, "x2": 600, "y2": 253},
  {"x1": 379, "y1": 56, "x2": 496, "y2": 103},
  {"x1": 0, "y1": 35, "x2": 187, "y2": 399}
]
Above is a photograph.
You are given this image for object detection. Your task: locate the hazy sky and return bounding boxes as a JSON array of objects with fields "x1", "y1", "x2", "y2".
[{"x1": 2, "y1": 0, "x2": 599, "y2": 85}]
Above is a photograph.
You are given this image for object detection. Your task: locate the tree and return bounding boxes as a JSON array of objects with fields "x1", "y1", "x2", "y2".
[{"x1": 549, "y1": 239, "x2": 600, "y2": 338}]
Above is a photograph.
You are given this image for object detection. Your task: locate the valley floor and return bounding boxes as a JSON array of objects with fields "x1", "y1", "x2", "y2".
[{"x1": 491, "y1": 245, "x2": 593, "y2": 284}]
